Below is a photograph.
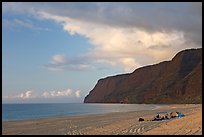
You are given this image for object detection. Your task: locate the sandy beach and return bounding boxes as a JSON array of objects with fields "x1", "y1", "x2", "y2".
[{"x1": 2, "y1": 104, "x2": 202, "y2": 135}]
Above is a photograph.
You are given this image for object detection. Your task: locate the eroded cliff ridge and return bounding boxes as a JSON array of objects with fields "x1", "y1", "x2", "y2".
[{"x1": 84, "y1": 48, "x2": 202, "y2": 103}]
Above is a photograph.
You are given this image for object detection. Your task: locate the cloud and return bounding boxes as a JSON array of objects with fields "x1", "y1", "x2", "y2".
[
  {"x1": 19, "y1": 90, "x2": 33, "y2": 99},
  {"x1": 3, "y1": 2, "x2": 202, "y2": 72},
  {"x1": 3, "y1": 88, "x2": 81, "y2": 100},
  {"x1": 75, "y1": 90, "x2": 81, "y2": 98},
  {"x1": 45, "y1": 54, "x2": 95, "y2": 71},
  {"x1": 42, "y1": 89, "x2": 72, "y2": 98},
  {"x1": 42, "y1": 91, "x2": 50, "y2": 98},
  {"x1": 3, "y1": 90, "x2": 34, "y2": 100},
  {"x1": 51, "y1": 54, "x2": 66, "y2": 64},
  {"x1": 42, "y1": 12, "x2": 187, "y2": 72},
  {"x1": 3, "y1": 18, "x2": 50, "y2": 31},
  {"x1": 3, "y1": 3, "x2": 201, "y2": 35},
  {"x1": 42, "y1": 89, "x2": 81, "y2": 98}
]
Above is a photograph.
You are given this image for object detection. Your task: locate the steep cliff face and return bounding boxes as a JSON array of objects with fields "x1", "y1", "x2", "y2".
[{"x1": 84, "y1": 48, "x2": 202, "y2": 104}]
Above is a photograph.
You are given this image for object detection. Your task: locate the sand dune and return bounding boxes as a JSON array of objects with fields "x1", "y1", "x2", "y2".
[{"x1": 2, "y1": 104, "x2": 202, "y2": 135}]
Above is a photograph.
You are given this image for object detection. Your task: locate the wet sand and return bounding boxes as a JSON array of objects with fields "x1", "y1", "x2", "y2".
[{"x1": 2, "y1": 104, "x2": 202, "y2": 135}]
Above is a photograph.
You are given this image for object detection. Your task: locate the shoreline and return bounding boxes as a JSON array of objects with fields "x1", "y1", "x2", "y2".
[
  {"x1": 1, "y1": 104, "x2": 162, "y2": 122},
  {"x1": 2, "y1": 104, "x2": 202, "y2": 135}
]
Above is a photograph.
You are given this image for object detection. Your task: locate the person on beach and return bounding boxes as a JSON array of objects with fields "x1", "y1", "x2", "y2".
[{"x1": 139, "y1": 112, "x2": 184, "y2": 122}]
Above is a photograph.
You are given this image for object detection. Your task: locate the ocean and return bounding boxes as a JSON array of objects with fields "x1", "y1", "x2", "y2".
[{"x1": 2, "y1": 103, "x2": 161, "y2": 121}]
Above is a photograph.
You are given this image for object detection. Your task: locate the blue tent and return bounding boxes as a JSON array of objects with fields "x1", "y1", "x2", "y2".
[{"x1": 177, "y1": 112, "x2": 184, "y2": 118}]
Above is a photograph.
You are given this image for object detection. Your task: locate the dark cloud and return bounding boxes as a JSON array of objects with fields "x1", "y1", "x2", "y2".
[{"x1": 3, "y1": 2, "x2": 202, "y2": 47}]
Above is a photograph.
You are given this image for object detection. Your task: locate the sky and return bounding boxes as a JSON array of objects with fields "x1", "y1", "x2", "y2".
[{"x1": 2, "y1": 2, "x2": 202, "y2": 103}]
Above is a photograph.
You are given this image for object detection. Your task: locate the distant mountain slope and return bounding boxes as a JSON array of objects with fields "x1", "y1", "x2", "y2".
[{"x1": 84, "y1": 48, "x2": 202, "y2": 104}]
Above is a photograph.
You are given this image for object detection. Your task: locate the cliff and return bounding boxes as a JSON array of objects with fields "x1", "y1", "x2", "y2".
[{"x1": 84, "y1": 48, "x2": 202, "y2": 104}]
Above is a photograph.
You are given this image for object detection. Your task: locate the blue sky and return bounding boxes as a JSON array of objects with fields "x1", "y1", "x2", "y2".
[{"x1": 2, "y1": 2, "x2": 202, "y2": 103}]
